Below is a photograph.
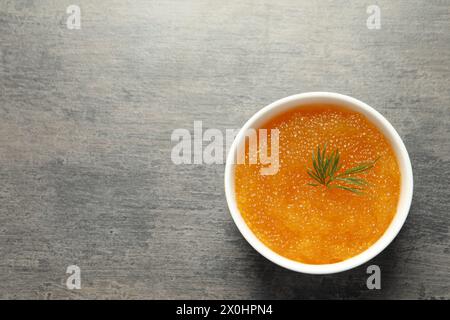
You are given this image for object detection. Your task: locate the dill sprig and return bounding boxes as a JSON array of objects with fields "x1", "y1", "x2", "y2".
[{"x1": 306, "y1": 144, "x2": 379, "y2": 194}]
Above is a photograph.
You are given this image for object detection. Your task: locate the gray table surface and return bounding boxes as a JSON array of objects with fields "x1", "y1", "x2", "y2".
[{"x1": 0, "y1": 0, "x2": 449, "y2": 299}]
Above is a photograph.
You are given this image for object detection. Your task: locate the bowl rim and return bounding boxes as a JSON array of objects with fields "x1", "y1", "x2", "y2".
[{"x1": 224, "y1": 92, "x2": 413, "y2": 274}]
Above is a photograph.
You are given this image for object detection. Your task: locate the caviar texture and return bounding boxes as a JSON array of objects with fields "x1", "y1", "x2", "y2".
[{"x1": 235, "y1": 105, "x2": 401, "y2": 264}]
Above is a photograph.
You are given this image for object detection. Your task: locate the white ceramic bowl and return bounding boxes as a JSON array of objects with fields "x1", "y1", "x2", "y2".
[{"x1": 224, "y1": 92, "x2": 413, "y2": 274}]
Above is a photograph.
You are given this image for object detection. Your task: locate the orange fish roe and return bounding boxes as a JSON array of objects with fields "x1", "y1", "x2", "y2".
[{"x1": 235, "y1": 104, "x2": 401, "y2": 264}]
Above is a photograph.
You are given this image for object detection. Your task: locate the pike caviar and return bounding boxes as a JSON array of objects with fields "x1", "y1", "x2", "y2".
[{"x1": 234, "y1": 105, "x2": 401, "y2": 264}]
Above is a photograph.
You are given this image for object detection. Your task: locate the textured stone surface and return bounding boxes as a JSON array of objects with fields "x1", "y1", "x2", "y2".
[{"x1": 0, "y1": 0, "x2": 448, "y2": 299}]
